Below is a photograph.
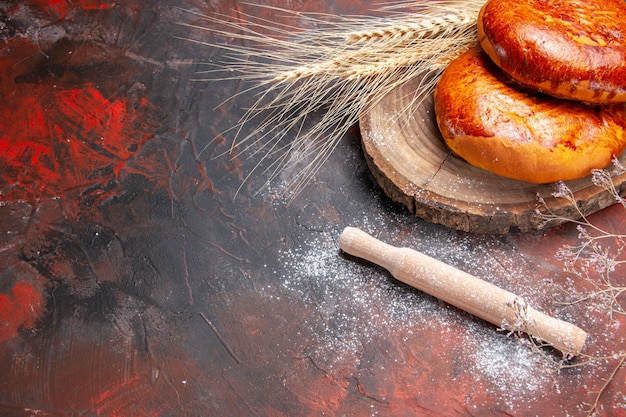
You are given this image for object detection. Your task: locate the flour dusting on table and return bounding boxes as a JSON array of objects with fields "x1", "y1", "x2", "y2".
[{"x1": 277, "y1": 224, "x2": 559, "y2": 408}]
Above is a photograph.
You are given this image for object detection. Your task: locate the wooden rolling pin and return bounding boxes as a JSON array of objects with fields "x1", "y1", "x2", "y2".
[{"x1": 338, "y1": 227, "x2": 588, "y2": 356}]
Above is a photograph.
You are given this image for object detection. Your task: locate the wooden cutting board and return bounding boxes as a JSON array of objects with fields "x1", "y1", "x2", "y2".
[{"x1": 359, "y1": 76, "x2": 626, "y2": 234}]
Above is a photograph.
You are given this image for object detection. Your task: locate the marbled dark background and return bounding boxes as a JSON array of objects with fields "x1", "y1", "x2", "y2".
[{"x1": 0, "y1": 1, "x2": 625, "y2": 416}]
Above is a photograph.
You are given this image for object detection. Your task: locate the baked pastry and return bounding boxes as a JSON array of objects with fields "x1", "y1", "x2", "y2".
[
  {"x1": 478, "y1": 0, "x2": 626, "y2": 104},
  {"x1": 433, "y1": 47, "x2": 626, "y2": 183}
]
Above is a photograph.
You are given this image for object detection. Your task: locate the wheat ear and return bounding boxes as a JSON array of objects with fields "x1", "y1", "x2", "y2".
[{"x1": 179, "y1": 1, "x2": 484, "y2": 199}]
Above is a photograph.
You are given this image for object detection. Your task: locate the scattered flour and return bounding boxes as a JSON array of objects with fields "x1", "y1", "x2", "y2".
[
  {"x1": 252, "y1": 133, "x2": 589, "y2": 411},
  {"x1": 275, "y1": 225, "x2": 558, "y2": 408}
]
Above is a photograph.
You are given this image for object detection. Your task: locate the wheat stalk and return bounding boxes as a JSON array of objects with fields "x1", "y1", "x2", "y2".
[
  {"x1": 346, "y1": 7, "x2": 478, "y2": 44},
  {"x1": 179, "y1": 1, "x2": 483, "y2": 199}
]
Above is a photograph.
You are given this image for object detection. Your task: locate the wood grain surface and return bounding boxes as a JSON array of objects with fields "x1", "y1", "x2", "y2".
[{"x1": 360, "y1": 75, "x2": 626, "y2": 233}]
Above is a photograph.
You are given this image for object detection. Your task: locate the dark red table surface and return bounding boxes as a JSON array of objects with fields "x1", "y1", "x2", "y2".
[{"x1": 1, "y1": 1, "x2": 625, "y2": 416}]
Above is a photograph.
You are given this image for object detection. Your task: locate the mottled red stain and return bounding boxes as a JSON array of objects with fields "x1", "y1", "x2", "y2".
[
  {"x1": 0, "y1": 281, "x2": 45, "y2": 344},
  {"x1": 0, "y1": 37, "x2": 158, "y2": 205},
  {"x1": 29, "y1": 0, "x2": 114, "y2": 18},
  {"x1": 0, "y1": 92, "x2": 59, "y2": 194},
  {"x1": 50, "y1": 86, "x2": 150, "y2": 165},
  {"x1": 0, "y1": 83, "x2": 155, "y2": 201}
]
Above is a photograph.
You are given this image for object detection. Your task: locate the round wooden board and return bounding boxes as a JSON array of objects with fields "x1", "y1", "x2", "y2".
[{"x1": 359, "y1": 76, "x2": 626, "y2": 234}]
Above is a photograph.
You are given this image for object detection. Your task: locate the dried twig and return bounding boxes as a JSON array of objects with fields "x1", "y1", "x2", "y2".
[
  {"x1": 586, "y1": 354, "x2": 626, "y2": 416},
  {"x1": 537, "y1": 162, "x2": 626, "y2": 415}
]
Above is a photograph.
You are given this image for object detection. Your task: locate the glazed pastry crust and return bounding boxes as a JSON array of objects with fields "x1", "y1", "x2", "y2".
[
  {"x1": 434, "y1": 47, "x2": 626, "y2": 183},
  {"x1": 478, "y1": 0, "x2": 626, "y2": 104}
]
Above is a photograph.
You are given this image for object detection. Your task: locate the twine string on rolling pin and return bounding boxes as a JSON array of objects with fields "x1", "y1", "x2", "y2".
[{"x1": 338, "y1": 227, "x2": 588, "y2": 356}]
